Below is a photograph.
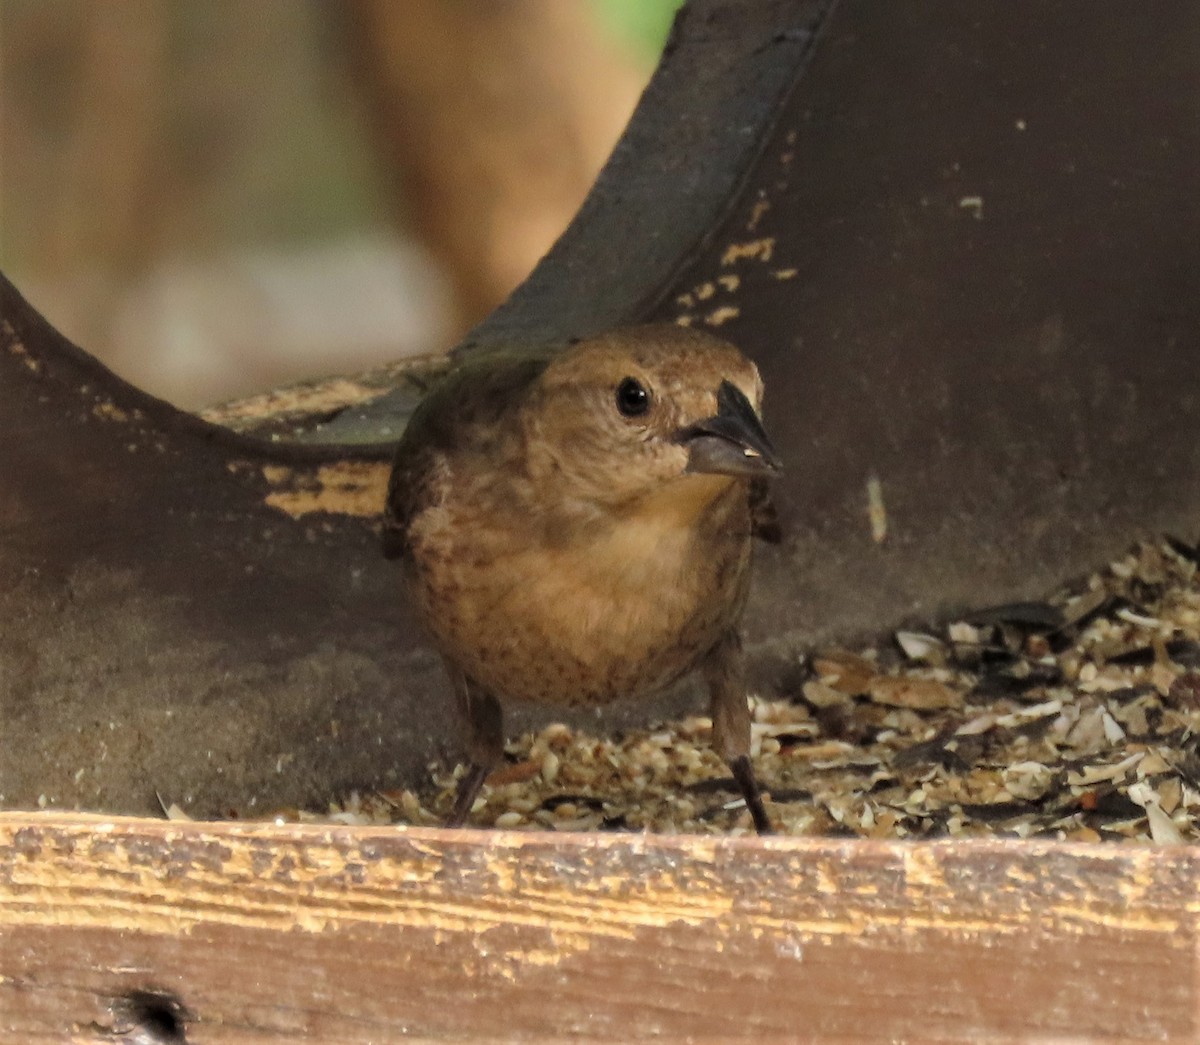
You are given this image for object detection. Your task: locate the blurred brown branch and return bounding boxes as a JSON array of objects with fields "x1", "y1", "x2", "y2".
[
  {"x1": 2, "y1": 0, "x2": 169, "y2": 350},
  {"x1": 342, "y1": 0, "x2": 647, "y2": 328}
]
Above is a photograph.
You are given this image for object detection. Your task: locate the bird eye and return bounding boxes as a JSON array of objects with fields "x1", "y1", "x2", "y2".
[{"x1": 615, "y1": 377, "x2": 651, "y2": 418}]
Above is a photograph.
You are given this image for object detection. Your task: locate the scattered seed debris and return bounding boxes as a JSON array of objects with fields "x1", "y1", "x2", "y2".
[
  {"x1": 704, "y1": 306, "x2": 741, "y2": 327},
  {"x1": 958, "y1": 195, "x2": 984, "y2": 220},
  {"x1": 746, "y1": 198, "x2": 771, "y2": 231},
  {"x1": 283, "y1": 538, "x2": 1200, "y2": 842},
  {"x1": 721, "y1": 238, "x2": 775, "y2": 266},
  {"x1": 866, "y1": 474, "x2": 887, "y2": 543}
]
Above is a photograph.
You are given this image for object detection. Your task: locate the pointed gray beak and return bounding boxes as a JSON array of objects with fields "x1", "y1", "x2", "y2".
[{"x1": 678, "y1": 381, "x2": 782, "y2": 478}]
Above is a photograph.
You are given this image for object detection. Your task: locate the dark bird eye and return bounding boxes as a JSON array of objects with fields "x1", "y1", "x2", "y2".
[{"x1": 615, "y1": 377, "x2": 651, "y2": 418}]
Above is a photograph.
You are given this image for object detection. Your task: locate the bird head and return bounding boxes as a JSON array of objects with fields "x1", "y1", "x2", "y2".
[{"x1": 523, "y1": 325, "x2": 781, "y2": 510}]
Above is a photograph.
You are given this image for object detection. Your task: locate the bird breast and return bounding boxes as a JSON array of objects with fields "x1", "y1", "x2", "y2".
[{"x1": 409, "y1": 470, "x2": 753, "y2": 707}]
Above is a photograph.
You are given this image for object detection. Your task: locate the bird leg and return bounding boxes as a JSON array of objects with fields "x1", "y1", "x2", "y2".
[
  {"x1": 703, "y1": 631, "x2": 773, "y2": 835},
  {"x1": 445, "y1": 668, "x2": 504, "y2": 828},
  {"x1": 447, "y1": 763, "x2": 489, "y2": 828}
]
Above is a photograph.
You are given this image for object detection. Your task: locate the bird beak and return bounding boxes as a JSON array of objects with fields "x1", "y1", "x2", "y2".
[{"x1": 677, "y1": 380, "x2": 783, "y2": 478}]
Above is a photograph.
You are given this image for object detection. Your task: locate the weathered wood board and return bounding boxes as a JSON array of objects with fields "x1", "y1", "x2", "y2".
[{"x1": 1, "y1": 815, "x2": 1196, "y2": 1042}]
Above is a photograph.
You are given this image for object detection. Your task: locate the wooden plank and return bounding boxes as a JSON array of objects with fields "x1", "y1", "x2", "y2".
[{"x1": 0, "y1": 814, "x2": 1196, "y2": 1042}]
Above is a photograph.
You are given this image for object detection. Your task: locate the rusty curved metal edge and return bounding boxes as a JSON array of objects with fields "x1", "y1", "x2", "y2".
[
  {"x1": 316, "y1": 0, "x2": 837, "y2": 444},
  {"x1": 685, "y1": 1, "x2": 1200, "y2": 652},
  {"x1": 0, "y1": 271, "x2": 393, "y2": 466},
  {"x1": 0, "y1": 270, "x2": 446, "y2": 817},
  {"x1": 469, "y1": 0, "x2": 836, "y2": 343}
]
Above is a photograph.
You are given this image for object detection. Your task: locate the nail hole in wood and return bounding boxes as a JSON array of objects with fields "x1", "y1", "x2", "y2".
[{"x1": 109, "y1": 989, "x2": 191, "y2": 1044}]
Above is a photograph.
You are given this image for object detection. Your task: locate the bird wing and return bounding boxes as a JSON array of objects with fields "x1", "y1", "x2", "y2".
[{"x1": 381, "y1": 349, "x2": 551, "y2": 560}]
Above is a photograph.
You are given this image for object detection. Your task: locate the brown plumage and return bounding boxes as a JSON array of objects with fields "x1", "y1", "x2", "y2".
[{"x1": 383, "y1": 324, "x2": 782, "y2": 832}]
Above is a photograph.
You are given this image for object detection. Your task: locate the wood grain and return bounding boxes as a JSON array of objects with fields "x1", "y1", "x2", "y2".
[{"x1": 1, "y1": 814, "x2": 1196, "y2": 1043}]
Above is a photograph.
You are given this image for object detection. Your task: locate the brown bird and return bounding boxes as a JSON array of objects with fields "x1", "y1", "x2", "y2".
[{"x1": 382, "y1": 324, "x2": 782, "y2": 833}]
